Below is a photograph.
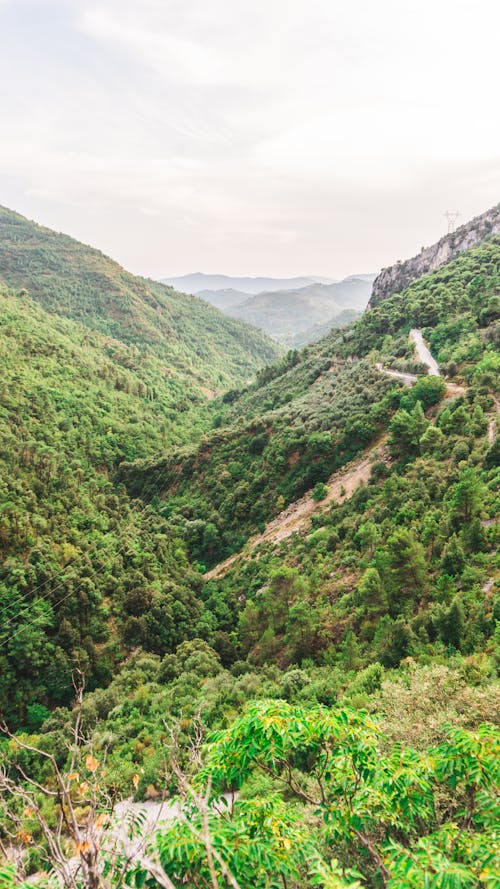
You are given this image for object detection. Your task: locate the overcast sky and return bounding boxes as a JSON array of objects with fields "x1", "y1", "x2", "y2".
[{"x1": 0, "y1": 0, "x2": 499, "y2": 279}]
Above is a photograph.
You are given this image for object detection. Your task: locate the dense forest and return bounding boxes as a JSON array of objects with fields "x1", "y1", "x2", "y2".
[
  {"x1": 0, "y1": 208, "x2": 280, "y2": 722},
  {"x1": 121, "y1": 238, "x2": 500, "y2": 566},
  {"x1": 0, "y1": 216, "x2": 499, "y2": 888}
]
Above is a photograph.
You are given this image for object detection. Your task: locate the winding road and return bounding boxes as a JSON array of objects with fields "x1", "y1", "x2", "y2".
[
  {"x1": 409, "y1": 328, "x2": 441, "y2": 375},
  {"x1": 375, "y1": 329, "x2": 440, "y2": 386}
]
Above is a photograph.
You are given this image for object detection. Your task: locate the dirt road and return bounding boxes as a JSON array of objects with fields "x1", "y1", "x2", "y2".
[
  {"x1": 375, "y1": 363, "x2": 417, "y2": 386},
  {"x1": 488, "y1": 396, "x2": 499, "y2": 444}
]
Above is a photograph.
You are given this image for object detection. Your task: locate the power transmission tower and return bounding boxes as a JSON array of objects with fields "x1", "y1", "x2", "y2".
[{"x1": 444, "y1": 210, "x2": 461, "y2": 234}]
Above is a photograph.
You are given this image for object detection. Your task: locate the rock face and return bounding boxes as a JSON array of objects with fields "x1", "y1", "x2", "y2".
[{"x1": 369, "y1": 202, "x2": 500, "y2": 307}]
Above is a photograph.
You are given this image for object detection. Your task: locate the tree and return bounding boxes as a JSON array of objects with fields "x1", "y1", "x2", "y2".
[
  {"x1": 354, "y1": 522, "x2": 381, "y2": 557},
  {"x1": 0, "y1": 679, "x2": 109, "y2": 889},
  {"x1": 419, "y1": 424, "x2": 444, "y2": 455},
  {"x1": 339, "y1": 630, "x2": 362, "y2": 670},
  {"x1": 449, "y1": 468, "x2": 482, "y2": 527},
  {"x1": 385, "y1": 529, "x2": 427, "y2": 612},
  {"x1": 441, "y1": 535, "x2": 466, "y2": 577},
  {"x1": 204, "y1": 700, "x2": 500, "y2": 888},
  {"x1": 374, "y1": 615, "x2": 414, "y2": 666},
  {"x1": 389, "y1": 402, "x2": 428, "y2": 456},
  {"x1": 356, "y1": 567, "x2": 387, "y2": 616},
  {"x1": 152, "y1": 796, "x2": 324, "y2": 889},
  {"x1": 433, "y1": 597, "x2": 465, "y2": 649},
  {"x1": 262, "y1": 567, "x2": 307, "y2": 634},
  {"x1": 0, "y1": 685, "x2": 241, "y2": 889},
  {"x1": 285, "y1": 601, "x2": 317, "y2": 662},
  {"x1": 202, "y1": 522, "x2": 221, "y2": 559},
  {"x1": 312, "y1": 482, "x2": 328, "y2": 501}
]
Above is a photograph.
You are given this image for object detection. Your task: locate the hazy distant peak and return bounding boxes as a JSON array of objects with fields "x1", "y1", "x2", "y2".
[
  {"x1": 161, "y1": 272, "x2": 336, "y2": 296},
  {"x1": 188, "y1": 273, "x2": 374, "y2": 343}
]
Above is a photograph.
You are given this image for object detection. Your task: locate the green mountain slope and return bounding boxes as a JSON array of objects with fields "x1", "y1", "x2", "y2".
[
  {"x1": 121, "y1": 352, "x2": 398, "y2": 564},
  {"x1": 192, "y1": 238, "x2": 499, "y2": 668},
  {"x1": 288, "y1": 307, "x2": 362, "y2": 347},
  {"x1": 0, "y1": 206, "x2": 280, "y2": 392},
  {"x1": 121, "y1": 239, "x2": 500, "y2": 569},
  {"x1": 0, "y1": 208, "x2": 280, "y2": 722},
  {"x1": 0, "y1": 285, "x2": 226, "y2": 719}
]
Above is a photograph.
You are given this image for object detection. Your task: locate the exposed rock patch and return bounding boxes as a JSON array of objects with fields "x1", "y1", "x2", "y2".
[{"x1": 369, "y1": 203, "x2": 500, "y2": 307}]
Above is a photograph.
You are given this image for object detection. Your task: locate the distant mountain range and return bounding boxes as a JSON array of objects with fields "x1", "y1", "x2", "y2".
[
  {"x1": 161, "y1": 272, "x2": 375, "y2": 343},
  {"x1": 161, "y1": 272, "x2": 336, "y2": 296}
]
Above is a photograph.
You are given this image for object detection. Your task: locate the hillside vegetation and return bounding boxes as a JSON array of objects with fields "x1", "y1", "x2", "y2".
[
  {"x1": 122, "y1": 238, "x2": 499, "y2": 570},
  {"x1": 0, "y1": 219, "x2": 499, "y2": 889},
  {"x1": 0, "y1": 209, "x2": 280, "y2": 723},
  {"x1": 0, "y1": 206, "x2": 280, "y2": 392}
]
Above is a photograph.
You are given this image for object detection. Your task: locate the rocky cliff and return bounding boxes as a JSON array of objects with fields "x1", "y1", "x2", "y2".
[{"x1": 369, "y1": 202, "x2": 500, "y2": 307}]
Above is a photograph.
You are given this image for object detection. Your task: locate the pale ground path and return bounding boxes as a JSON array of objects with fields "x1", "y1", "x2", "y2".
[
  {"x1": 488, "y1": 396, "x2": 500, "y2": 445},
  {"x1": 375, "y1": 364, "x2": 417, "y2": 386},
  {"x1": 23, "y1": 796, "x2": 237, "y2": 883},
  {"x1": 204, "y1": 442, "x2": 389, "y2": 581},
  {"x1": 107, "y1": 794, "x2": 236, "y2": 855}
]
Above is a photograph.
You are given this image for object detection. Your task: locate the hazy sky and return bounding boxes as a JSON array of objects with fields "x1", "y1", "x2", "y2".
[{"x1": 0, "y1": 0, "x2": 499, "y2": 279}]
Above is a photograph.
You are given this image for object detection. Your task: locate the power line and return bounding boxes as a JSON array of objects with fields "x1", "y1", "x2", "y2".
[{"x1": 444, "y1": 210, "x2": 461, "y2": 234}]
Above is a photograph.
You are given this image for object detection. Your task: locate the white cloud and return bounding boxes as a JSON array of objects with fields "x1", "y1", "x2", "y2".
[{"x1": 0, "y1": 0, "x2": 498, "y2": 276}]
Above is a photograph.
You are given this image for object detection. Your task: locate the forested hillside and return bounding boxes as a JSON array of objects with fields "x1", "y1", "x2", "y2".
[
  {"x1": 0, "y1": 283, "x2": 218, "y2": 721},
  {"x1": 0, "y1": 210, "x2": 280, "y2": 724},
  {"x1": 0, "y1": 224, "x2": 499, "y2": 888},
  {"x1": 0, "y1": 207, "x2": 280, "y2": 388},
  {"x1": 122, "y1": 237, "x2": 499, "y2": 568}
]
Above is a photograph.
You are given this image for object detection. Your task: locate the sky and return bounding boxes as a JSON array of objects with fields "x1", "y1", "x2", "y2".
[{"x1": 0, "y1": 0, "x2": 499, "y2": 279}]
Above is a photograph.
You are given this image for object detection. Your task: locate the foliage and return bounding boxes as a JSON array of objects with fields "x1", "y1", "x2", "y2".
[
  {"x1": 0, "y1": 204, "x2": 279, "y2": 720},
  {"x1": 343, "y1": 236, "x2": 500, "y2": 371},
  {"x1": 0, "y1": 211, "x2": 499, "y2": 885},
  {"x1": 202, "y1": 700, "x2": 500, "y2": 888},
  {"x1": 122, "y1": 358, "x2": 397, "y2": 564},
  {"x1": 0, "y1": 206, "x2": 279, "y2": 375}
]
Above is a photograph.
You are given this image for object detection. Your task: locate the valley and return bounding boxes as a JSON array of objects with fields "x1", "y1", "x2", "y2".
[
  {"x1": 0, "y1": 208, "x2": 499, "y2": 889},
  {"x1": 162, "y1": 271, "x2": 374, "y2": 344},
  {"x1": 1, "y1": 0, "x2": 499, "y2": 884}
]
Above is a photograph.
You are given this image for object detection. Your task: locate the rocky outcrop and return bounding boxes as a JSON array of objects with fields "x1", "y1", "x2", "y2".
[{"x1": 369, "y1": 202, "x2": 500, "y2": 307}]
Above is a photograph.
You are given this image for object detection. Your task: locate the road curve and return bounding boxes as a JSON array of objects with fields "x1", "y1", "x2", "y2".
[
  {"x1": 375, "y1": 364, "x2": 417, "y2": 386},
  {"x1": 410, "y1": 329, "x2": 440, "y2": 375}
]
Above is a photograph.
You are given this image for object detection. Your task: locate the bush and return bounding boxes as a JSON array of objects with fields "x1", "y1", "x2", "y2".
[{"x1": 312, "y1": 482, "x2": 328, "y2": 501}]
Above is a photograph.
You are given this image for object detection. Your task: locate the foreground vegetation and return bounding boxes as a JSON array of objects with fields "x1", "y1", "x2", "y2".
[{"x1": 1, "y1": 656, "x2": 499, "y2": 887}]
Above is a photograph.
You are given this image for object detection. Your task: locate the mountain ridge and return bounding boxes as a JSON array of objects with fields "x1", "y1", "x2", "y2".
[
  {"x1": 161, "y1": 272, "x2": 336, "y2": 295},
  {"x1": 193, "y1": 274, "x2": 375, "y2": 342},
  {"x1": 228, "y1": 277, "x2": 371, "y2": 341},
  {"x1": 369, "y1": 201, "x2": 500, "y2": 307},
  {"x1": 0, "y1": 205, "x2": 281, "y2": 394}
]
